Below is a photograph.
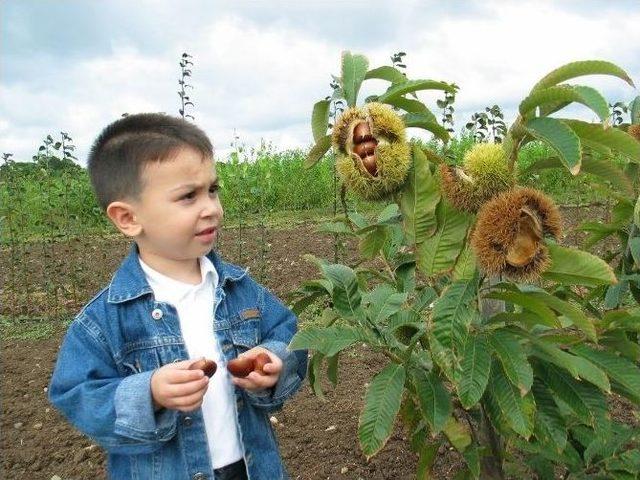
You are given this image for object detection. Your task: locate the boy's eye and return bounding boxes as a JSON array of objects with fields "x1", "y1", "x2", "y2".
[
  {"x1": 182, "y1": 191, "x2": 196, "y2": 200},
  {"x1": 209, "y1": 184, "x2": 220, "y2": 194}
]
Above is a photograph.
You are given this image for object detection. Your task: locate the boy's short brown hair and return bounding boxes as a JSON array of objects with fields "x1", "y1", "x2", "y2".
[{"x1": 87, "y1": 113, "x2": 213, "y2": 210}]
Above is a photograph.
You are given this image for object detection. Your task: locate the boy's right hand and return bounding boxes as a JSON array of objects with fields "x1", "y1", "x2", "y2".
[{"x1": 150, "y1": 360, "x2": 210, "y2": 412}]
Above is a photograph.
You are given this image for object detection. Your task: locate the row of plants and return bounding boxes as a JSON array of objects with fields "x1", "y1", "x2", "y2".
[{"x1": 290, "y1": 51, "x2": 640, "y2": 479}]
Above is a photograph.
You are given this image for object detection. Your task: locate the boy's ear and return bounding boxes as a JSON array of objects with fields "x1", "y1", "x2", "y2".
[{"x1": 106, "y1": 201, "x2": 142, "y2": 237}]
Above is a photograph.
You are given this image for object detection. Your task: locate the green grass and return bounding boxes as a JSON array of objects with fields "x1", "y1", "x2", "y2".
[{"x1": 0, "y1": 314, "x2": 69, "y2": 341}]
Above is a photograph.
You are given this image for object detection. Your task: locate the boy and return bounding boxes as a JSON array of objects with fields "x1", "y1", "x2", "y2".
[{"x1": 49, "y1": 113, "x2": 307, "y2": 480}]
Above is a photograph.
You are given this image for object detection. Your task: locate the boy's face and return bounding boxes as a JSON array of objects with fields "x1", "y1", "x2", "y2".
[{"x1": 131, "y1": 147, "x2": 223, "y2": 263}]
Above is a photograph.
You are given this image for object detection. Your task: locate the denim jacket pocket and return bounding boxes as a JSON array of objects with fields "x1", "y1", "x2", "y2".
[{"x1": 229, "y1": 308, "x2": 261, "y2": 354}]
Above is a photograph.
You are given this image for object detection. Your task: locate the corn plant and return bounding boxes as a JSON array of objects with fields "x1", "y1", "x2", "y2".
[{"x1": 291, "y1": 51, "x2": 640, "y2": 479}]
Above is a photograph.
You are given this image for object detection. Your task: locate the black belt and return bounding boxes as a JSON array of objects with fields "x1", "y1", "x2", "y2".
[{"x1": 213, "y1": 459, "x2": 248, "y2": 480}]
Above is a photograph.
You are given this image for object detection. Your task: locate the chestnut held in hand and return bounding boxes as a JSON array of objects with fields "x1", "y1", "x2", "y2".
[
  {"x1": 227, "y1": 352, "x2": 272, "y2": 378},
  {"x1": 189, "y1": 358, "x2": 218, "y2": 377}
]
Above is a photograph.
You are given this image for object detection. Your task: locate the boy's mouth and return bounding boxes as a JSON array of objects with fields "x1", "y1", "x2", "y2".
[{"x1": 196, "y1": 227, "x2": 216, "y2": 236}]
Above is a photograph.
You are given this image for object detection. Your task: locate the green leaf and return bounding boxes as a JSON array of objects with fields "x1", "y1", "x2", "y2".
[
  {"x1": 377, "y1": 79, "x2": 455, "y2": 104},
  {"x1": 452, "y1": 244, "x2": 477, "y2": 281},
  {"x1": 341, "y1": 51, "x2": 369, "y2": 107},
  {"x1": 531, "y1": 60, "x2": 635, "y2": 92},
  {"x1": 442, "y1": 416, "x2": 472, "y2": 451},
  {"x1": 320, "y1": 264, "x2": 364, "y2": 319},
  {"x1": 488, "y1": 329, "x2": 533, "y2": 395},
  {"x1": 308, "y1": 352, "x2": 326, "y2": 399},
  {"x1": 326, "y1": 353, "x2": 339, "y2": 386},
  {"x1": 289, "y1": 325, "x2": 368, "y2": 356},
  {"x1": 305, "y1": 135, "x2": 332, "y2": 168},
  {"x1": 630, "y1": 95, "x2": 640, "y2": 124},
  {"x1": 485, "y1": 290, "x2": 560, "y2": 328},
  {"x1": 363, "y1": 65, "x2": 407, "y2": 84},
  {"x1": 532, "y1": 380, "x2": 567, "y2": 453},
  {"x1": 311, "y1": 100, "x2": 330, "y2": 142},
  {"x1": 562, "y1": 119, "x2": 640, "y2": 163},
  {"x1": 519, "y1": 85, "x2": 609, "y2": 122},
  {"x1": 486, "y1": 361, "x2": 535, "y2": 438},
  {"x1": 359, "y1": 225, "x2": 388, "y2": 259},
  {"x1": 383, "y1": 96, "x2": 437, "y2": 119},
  {"x1": 358, "y1": 363, "x2": 406, "y2": 458},
  {"x1": 416, "y1": 442, "x2": 440, "y2": 479},
  {"x1": 411, "y1": 368, "x2": 452, "y2": 433},
  {"x1": 429, "y1": 275, "x2": 479, "y2": 375},
  {"x1": 400, "y1": 144, "x2": 440, "y2": 246},
  {"x1": 635, "y1": 194, "x2": 640, "y2": 228},
  {"x1": 537, "y1": 363, "x2": 593, "y2": 424},
  {"x1": 456, "y1": 334, "x2": 491, "y2": 408},
  {"x1": 403, "y1": 113, "x2": 451, "y2": 142},
  {"x1": 366, "y1": 285, "x2": 408, "y2": 324},
  {"x1": 571, "y1": 344, "x2": 640, "y2": 403},
  {"x1": 525, "y1": 117, "x2": 581, "y2": 175},
  {"x1": 630, "y1": 237, "x2": 640, "y2": 269},
  {"x1": 543, "y1": 243, "x2": 617, "y2": 286},
  {"x1": 524, "y1": 290, "x2": 597, "y2": 342},
  {"x1": 417, "y1": 201, "x2": 470, "y2": 277}
]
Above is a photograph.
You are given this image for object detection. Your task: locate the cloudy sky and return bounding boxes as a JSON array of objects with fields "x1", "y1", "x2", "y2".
[{"x1": 1, "y1": 0, "x2": 639, "y2": 165}]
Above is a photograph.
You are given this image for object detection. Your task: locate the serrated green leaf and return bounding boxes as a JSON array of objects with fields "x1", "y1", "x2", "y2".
[
  {"x1": 543, "y1": 243, "x2": 618, "y2": 286},
  {"x1": 525, "y1": 117, "x2": 581, "y2": 175},
  {"x1": 519, "y1": 85, "x2": 608, "y2": 122},
  {"x1": 400, "y1": 144, "x2": 440, "y2": 246},
  {"x1": 311, "y1": 100, "x2": 330, "y2": 142},
  {"x1": 571, "y1": 344, "x2": 640, "y2": 403},
  {"x1": 531, "y1": 60, "x2": 635, "y2": 92},
  {"x1": 320, "y1": 264, "x2": 364, "y2": 319},
  {"x1": 562, "y1": 119, "x2": 640, "y2": 163},
  {"x1": 366, "y1": 284, "x2": 408, "y2": 324},
  {"x1": 452, "y1": 244, "x2": 477, "y2": 281},
  {"x1": 456, "y1": 334, "x2": 491, "y2": 408},
  {"x1": 429, "y1": 275, "x2": 479, "y2": 375},
  {"x1": 525, "y1": 290, "x2": 597, "y2": 342},
  {"x1": 417, "y1": 201, "x2": 470, "y2": 277},
  {"x1": 358, "y1": 363, "x2": 406, "y2": 458},
  {"x1": 488, "y1": 329, "x2": 533, "y2": 395},
  {"x1": 377, "y1": 79, "x2": 455, "y2": 103},
  {"x1": 485, "y1": 290, "x2": 560, "y2": 328},
  {"x1": 364, "y1": 65, "x2": 407, "y2": 84},
  {"x1": 289, "y1": 325, "x2": 369, "y2": 356},
  {"x1": 403, "y1": 113, "x2": 451, "y2": 142},
  {"x1": 532, "y1": 380, "x2": 567, "y2": 453},
  {"x1": 341, "y1": 51, "x2": 368, "y2": 107},
  {"x1": 487, "y1": 361, "x2": 535, "y2": 438},
  {"x1": 537, "y1": 363, "x2": 593, "y2": 424},
  {"x1": 416, "y1": 441, "x2": 440, "y2": 479},
  {"x1": 305, "y1": 135, "x2": 332, "y2": 168},
  {"x1": 359, "y1": 225, "x2": 389, "y2": 259},
  {"x1": 411, "y1": 369, "x2": 452, "y2": 433},
  {"x1": 384, "y1": 96, "x2": 437, "y2": 119}
]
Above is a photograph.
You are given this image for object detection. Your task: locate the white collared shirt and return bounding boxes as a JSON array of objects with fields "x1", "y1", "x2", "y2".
[{"x1": 139, "y1": 255, "x2": 243, "y2": 469}]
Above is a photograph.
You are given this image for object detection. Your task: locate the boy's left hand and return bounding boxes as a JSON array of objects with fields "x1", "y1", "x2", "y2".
[{"x1": 230, "y1": 347, "x2": 282, "y2": 392}]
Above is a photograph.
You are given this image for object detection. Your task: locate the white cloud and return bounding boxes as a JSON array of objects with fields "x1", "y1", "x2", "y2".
[{"x1": 1, "y1": 1, "x2": 639, "y2": 165}]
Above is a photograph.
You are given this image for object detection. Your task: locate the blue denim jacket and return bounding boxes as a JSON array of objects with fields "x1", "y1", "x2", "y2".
[{"x1": 49, "y1": 244, "x2": 307, "y2": 480}]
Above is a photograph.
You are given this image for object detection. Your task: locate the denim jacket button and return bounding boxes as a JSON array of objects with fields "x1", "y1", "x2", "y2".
[
  {"x1": 151, "y1": 308, "x2": 163, "y2": 320},
  {"x1": 192, "y1": 473, "x2": 206, "y2": 480},
  {"x1": 183, "y1": 416, "x2": 193, "y2": 427}
]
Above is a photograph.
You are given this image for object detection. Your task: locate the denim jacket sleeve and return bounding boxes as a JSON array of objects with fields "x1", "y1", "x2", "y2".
[
  {"x1": 244, "y1": 283, "x2": 308, "y2": 412},
  {"x1": 48, "y1": 315, "x2": 178, "y2": 455}
]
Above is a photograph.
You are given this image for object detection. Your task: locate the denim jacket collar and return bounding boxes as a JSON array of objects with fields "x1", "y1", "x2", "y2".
[{"x1": 107, "y1": 243, "x2": 248, "y2": 304}]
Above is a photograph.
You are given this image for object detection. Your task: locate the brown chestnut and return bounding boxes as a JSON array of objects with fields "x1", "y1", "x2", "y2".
[
  {"x1": 361, "y1": 154, "x2": 378, "y2": 176},
  {"x1": 353, "y1": 121, "x2": 372, "y2": 143},
  {"x1": 227, "y1": 356, "x2": 255, "y2": 377},
  {"x1": 253, "y1": 353, "x2": 272, "y2": 375},
  {"x1": 189, "y1": 358, "x2": 217, "y2": 377},
  {"x1": 227, "y1": 353, "x2": 273, "y2": 377},
  {"x1": 353, "y1": 140, "x2": 378, "y2": 159}
]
